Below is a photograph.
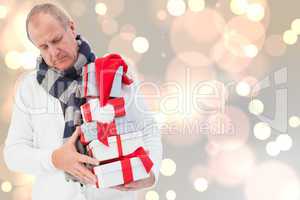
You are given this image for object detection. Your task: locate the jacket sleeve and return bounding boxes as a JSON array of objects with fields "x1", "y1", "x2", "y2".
[
  {"x1": 124, "y1": 82, "x2": 163, "y2": 188},
  {"x1": 3, "y1": 74, "x2": 59, "y2": 176}
]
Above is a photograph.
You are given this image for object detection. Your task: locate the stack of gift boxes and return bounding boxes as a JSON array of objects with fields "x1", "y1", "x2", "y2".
[{"x1": 78, "y1": 55, "x2": 153, "y2": 188}]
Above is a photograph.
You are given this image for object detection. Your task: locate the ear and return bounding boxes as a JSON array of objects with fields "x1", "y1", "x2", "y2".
[{"x1": 68, "y1": 20, "x2": 77, "y2": 38}]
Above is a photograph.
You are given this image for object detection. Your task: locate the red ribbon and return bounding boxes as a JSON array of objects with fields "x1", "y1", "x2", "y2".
[
  {"x1": 79, "y1": 120, "x2": 119, "y2": 146},
  {"x1": 81, "y1": 103, "x2": 92, "y2": 122},
  {"x1": 94, "y1": 134, "x2": 123, "y2": 163},
  {"x1": 94, "y1": 147, "x2": 153, "y2": 187},
  {"x1": 96, "y1": 121, "x2": 117, "y2": 146},
  {"x1": 81, "y1": 97, "x2": 125, "y2": 123},
  {"x1": 116, "y1": 135, "x2": 123, "y2": 158},
  {"x1": 79, "y1": 127, "x2": 88, "y2": 145},
  {"x1": 121, "y1": 158, "x2": 133, "y2": 185},
  {"x1": 83, "y1": 64, "x2": 88, "y2": 97},
  {"x1": 120, "y1": 147, "x2": 153, "y2": 184},
  {"x1": 107, "y1": 97, "x2": 126, "y2": 117}
]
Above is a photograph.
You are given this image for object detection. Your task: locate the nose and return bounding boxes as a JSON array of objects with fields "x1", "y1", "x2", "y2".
[{"x1": 48, "y1": 45, "x2": 60, "y2": 59}]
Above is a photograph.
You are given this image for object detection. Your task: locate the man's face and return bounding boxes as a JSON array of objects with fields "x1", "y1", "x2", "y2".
[{"x1": 28, "y1": 13, "x2": 78, "y2": 70}]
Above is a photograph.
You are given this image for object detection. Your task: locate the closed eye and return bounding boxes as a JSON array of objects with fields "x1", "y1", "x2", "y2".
[
  {"x1": 40, "y1": 45, "x2": 48, "y2": 50},
  {"x1": 52, "y1": 36, "x2": 63, "y2": 44}
]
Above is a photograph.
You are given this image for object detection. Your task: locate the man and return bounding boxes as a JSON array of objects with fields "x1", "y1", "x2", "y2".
[{"x1": 3, "y1": 3, "x2": 162, "y2": 200}]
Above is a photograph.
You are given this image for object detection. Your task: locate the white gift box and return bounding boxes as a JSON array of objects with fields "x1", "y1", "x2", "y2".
[
  {"x1": 81, "y1": 98, "x2": 115, "y2": 123},
  {"x1": 82, "y1": 62, "x2": 99, "y2": 97},
  {"x1": 80, "y1": 98, "x2": 126, "y2": 123},
  {"x1": 79, "y1": 121, "x2": 117, "y2": 145},
  {"x1": 87, "y1": 131, "x2": 145, "y2": 162},
  {"x1": 92, "y1": 153, "x2": 151, "y2": 188}
]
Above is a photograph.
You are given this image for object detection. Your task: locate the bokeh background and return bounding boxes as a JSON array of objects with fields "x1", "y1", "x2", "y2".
[{"x1": 1, "y1": 0, "x2": 300, "y2": 199}]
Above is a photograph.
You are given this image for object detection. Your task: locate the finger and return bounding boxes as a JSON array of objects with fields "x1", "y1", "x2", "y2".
[
  {"x1": 124, "y1": 172, "x2": 154, "y2": 188},
  {"x1": 124, "y1": 180, "x2": 141, "y2": 188},
  {"x1": 75, "y1": 163, "x2": 97, "y2": 184},
  {"x1": 121, "y1": 186, "x2": 139, "y2": 191},
  {"x1": 69, "y1": 169, "x2": 88, "y2": 184},
  {"x1": 72, "y1": 167, "x2": 95, "y2": 185},
  {"x1": 77, "y1": 153, "x2": 99, "y2": 165},
  {"x1": 112, "y1": 184, "x2": 125, "y2": 188},
  {"x1": 112, "y1": 185, "x2": 130, "y2": 191},
  {"x1": 69, "y1": 127, "x2": 81, "y2": 144}
]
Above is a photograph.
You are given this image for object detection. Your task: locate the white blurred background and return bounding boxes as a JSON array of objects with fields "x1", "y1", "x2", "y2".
[{"x1": 0, "y1": 0, "x2": 300, "y2": 199}]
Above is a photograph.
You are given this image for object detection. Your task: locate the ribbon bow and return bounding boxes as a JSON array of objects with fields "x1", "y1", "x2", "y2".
[{"x1": 119, "y1": 147, "x2": 153, "y2": 184}]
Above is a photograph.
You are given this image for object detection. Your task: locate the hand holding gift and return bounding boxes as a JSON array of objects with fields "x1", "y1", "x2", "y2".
[
  {"x1": 52, "y1": 127, "x2": 99, "y2": 185},
  {"x1": 113, "y1": 171, "x2": 155, "y2": 191}
]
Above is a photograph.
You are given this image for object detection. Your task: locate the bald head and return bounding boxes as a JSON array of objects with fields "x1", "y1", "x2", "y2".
[{"x1": 26, "y1": 3, "x2": 72, "y2": 41}]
